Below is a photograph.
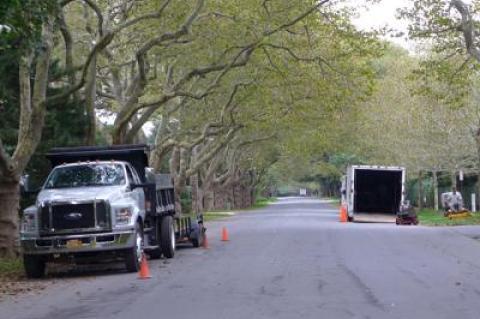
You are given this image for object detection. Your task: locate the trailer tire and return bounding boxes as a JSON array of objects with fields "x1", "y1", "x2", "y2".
[
  {"x1": 161, "y1": 216, "x2": 175, "y2": 258},
  {"x1": 147, "y1": 220, "x2": 163, "y2": 259},
  {"x1": 147, "y1": 248, "x2": 162, "y2": 259},
  {"x1": 191, "y1": 223, "x2": 205, "y2": 248},
  {"x1": 347, "y1": 216, "x2": 353, "y2": 222},
  {"x1": 23, "y1": 255, "x2": 46, "y2": 279},
  {"x1": 125, "y1": 222, "x2": 143, "y2": 272}
]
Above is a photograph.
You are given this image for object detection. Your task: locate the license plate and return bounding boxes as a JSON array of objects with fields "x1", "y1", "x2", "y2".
[{"x1": 66, "y1": 239, "x2": 83, "y2": 249}]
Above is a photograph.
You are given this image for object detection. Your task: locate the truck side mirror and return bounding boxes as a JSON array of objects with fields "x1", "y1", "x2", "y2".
[
  {"x1": 21, "y1": 175, "x2": 40, "y2": 195},
  {"x1": 20, "y1": 175, "x2": 30, "y2": 192}
]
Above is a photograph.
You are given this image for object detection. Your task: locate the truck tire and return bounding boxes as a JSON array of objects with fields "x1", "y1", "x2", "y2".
[
  {"x1": 160, "y1": 216, "x2": 175, "y2": 258},
  {"x1": 125, "y1": 222, "x2": 143, "y2": 272},
  {"x1": 23, "y1": 255, "x2": 46, "y2": 279}
]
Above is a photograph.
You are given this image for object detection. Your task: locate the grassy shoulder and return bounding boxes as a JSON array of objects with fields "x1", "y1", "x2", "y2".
[
  {"x1": 418, "y1": 209, "x2": 480, "y2": 226},
  {"x1": 203, "y1": 197, "x2": 277, "y2": 221},
  {"x1": 0, "y1": 258, "x2": 23, "y2": 279},
  {"x1": 251, "y1": 196, "x2": 278, "y2": 209},
  {"x1": 322, "y1": 197, "x2": 341, "y2": 208}
]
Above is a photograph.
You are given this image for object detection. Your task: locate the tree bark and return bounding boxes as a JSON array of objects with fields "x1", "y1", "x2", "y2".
[
  {"x1": 0, "y1": 18, "x2": 53, "y2": 257},
  {"x1": 451, "y1": 171, "x2": 457, "y2": 189},
  {"x1": 84, "y1": 53, "x2": 97, "y2": 145},
  {"x1": 0, "y1": 180, "x2": 20, "y2": 258},
  {"x1": 418, "y1": 171, "x2": 424, "y2": 210},
  {"x1": 433, "y1": 170, "x2": 439, "y2": 211},
  {"x1": 190, "y1": 173, "x2": 203, "y2": 214}
]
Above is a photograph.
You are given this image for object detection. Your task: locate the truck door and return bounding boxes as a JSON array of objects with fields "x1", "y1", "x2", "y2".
[{"x1": 126, "y1": 165, "x2": 146, "y2": 215}]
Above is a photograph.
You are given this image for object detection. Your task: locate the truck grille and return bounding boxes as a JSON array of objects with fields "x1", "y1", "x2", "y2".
[{"x1": 40, "y1": 201, "x2": 110, "y2": 235}]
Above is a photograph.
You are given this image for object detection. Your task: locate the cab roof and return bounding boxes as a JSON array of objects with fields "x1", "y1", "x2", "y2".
[{"x1": 46, "y1": 144, "x2": 149, "y2": 182}]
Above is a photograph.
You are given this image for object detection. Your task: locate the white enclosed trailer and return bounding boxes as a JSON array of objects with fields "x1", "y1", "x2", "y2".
[{"x1": 341, "y1": 165, "x2": 406, "y2": 222}]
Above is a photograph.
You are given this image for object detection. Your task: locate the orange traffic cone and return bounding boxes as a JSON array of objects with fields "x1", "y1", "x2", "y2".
[
  {"x1": 203, "y1": 234, "x2": 209, "y2": 249},
  {"x1": 138, "y1": 253, "x2": 152, "y2": 279},
  {"x1": 339, "y1": 205, "x2": 348, "y2": 223},
  {"x1": 221, "y1": 227, "x2": 229, "y2": 241}
]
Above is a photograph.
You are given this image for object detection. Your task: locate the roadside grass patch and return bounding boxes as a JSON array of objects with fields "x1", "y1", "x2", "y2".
[
  {"x1": 418, "y1": 209, "x2": 480, "y2": 226},
  {"x1": 204, "y1": 211, "x2": 236, "y2": 221},
  {"x1": 322, "y1": 197, "x2": 341, "y2": 207},
  {"x1": 251, "y1": 196, "x2": 277, "y2": 209},
  {"x1": 0, "y1": 258, "x2": 23, "y2": 279},
  {"x1": 204, "y1": 197, "x2": 277, "y2": 221}
]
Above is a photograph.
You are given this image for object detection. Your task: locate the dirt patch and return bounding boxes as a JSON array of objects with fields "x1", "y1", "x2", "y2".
[{"x1": 0, "y1": 274, "x2": 50, "y2": 301}]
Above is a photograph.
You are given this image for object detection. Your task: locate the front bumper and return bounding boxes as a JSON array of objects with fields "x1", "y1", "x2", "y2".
[{"x1": 21, "y1": 230, "x2": 136, "y2": 255}]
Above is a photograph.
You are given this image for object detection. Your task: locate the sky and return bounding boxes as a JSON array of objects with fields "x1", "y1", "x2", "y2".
[{"x1": 349, "y1": 0, "x2": 413, "y2": 49}]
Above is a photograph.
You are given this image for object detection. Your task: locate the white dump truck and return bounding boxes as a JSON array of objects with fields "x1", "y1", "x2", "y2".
[
  {"x1": 20, "y1": 144, "x2": 205, "y2": 278},
  {"x1": 341, "y1": 165, "x2": 406, "y2": 222}
]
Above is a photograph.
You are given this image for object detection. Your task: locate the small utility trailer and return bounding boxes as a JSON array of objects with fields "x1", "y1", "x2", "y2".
[{"x1": 341, "y1": 165, "x2": 405, "y2": 222}]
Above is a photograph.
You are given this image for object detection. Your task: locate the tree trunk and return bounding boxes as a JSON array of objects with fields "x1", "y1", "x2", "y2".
[
  {"x1": 190, "y1": 173, "x2": 203, "y2": 214},
  {"x1": 84, "y1": 53, "x2": 97, "y2": 145},
  {"x1": 433, "y1": 170, "x2": 439, "y2": 211},
  {"x1": 0, "y1": 180, "x2": 20, "y2": 258},
  {"x1": 0, "y1": 19, "x2": 54, "y2": 257},
  {"x1": 202, "y1": 189, "x2": 214, "y2": 211},
  {"x1": 451, "y1": 171, "x2": 457, "y2": 189},
  {"x1": 173, "y1": 181, "x2": 183, "y2": 216},
  {"x1": 417, "y1": 171, "x2": 424, "y2": 210}
]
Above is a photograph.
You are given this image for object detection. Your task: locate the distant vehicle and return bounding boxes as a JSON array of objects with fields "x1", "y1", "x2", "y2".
[
  {"x1": 341, "y1": 165, "x2": 405, "y2": 222},
  {"x1": 299, "y1": 188, "x2": 307, "y2": 196},
  {"x1": 20, "y1": 144, "x2": 205, "y2": 278}
]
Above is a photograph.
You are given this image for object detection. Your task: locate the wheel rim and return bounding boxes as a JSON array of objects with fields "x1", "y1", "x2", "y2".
[
  {"x1": 170, "y1": 224, "x2": 175, "y2": 252},
  {"x1": 135, "y1": 229, "x2": 143, "y2": 264}
]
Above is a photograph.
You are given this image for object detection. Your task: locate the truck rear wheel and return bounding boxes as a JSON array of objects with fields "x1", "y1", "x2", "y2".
[
  {"x1": 23, "y1": 255, "x2": 46, "y2": 279},
  {"x1": 125, "y1": 222, "x2": 143, "y2": 272},
  {"x1": 160, "y1": 216, "x2": 175, "y2": 258}
]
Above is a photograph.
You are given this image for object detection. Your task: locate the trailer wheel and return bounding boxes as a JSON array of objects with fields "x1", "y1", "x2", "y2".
[
  {"x1": 147, "y1": 220, "x2": 163, "y2": 259},
  {"x1": 125, "y1": 222, "x2": 143, "y2": 272},
  {"x1": 161, "y1": 216, "x2": 175, "y2": 258},
  {"x1": 347, "y1": 216, "x2": 353, "y2": 222},
  {"x1": 23, "y1": 255, "x2": 46, "y2": 279},
  {"x1": 191, "y1": 223, "x2": 205, "y2": 248},
  {"x1": 147, "y1": 248, "x2": 162, "y2": 259}
]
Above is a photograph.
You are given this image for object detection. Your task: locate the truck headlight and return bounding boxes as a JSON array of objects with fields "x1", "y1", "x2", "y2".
[
  {"x1": 114, "y1": 207, "x2": 133, "y2": 225},
  {"x1": 21, "y1": 212, "x2": 36, "y2": 233}
]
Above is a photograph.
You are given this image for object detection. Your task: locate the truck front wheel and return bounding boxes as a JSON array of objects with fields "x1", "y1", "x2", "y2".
[
  {"x1": 160, "y1": 216, "x2": 175, "y2": 258},
  {"x1": 125, "y1": 222, "x2": 143, "y2": 272},
  {"x1": 23, "y1": 255, "x2": 46, "y2": 279}
]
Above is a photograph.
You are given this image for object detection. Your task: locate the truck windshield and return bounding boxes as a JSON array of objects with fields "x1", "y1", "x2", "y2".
[{"x1": 44, "y1": 164, "x2": 126, "y2": 189}]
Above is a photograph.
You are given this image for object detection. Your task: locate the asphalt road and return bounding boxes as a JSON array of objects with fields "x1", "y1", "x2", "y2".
[{"x1": 4, "y1": 197, "x2": 480, "y2": 319}]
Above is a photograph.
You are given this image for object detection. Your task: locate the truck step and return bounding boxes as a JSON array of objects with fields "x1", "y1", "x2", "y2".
[{"x1": 144, "y1": 227, "x2": 153, "y2": 233}]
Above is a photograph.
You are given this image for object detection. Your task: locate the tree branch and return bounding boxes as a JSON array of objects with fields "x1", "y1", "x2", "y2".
[
  {"x1": 451, "y1": 0, "x2": 480, "y2": 62},
  {"x1": 263, "y1": 0, "x2": 330, "y2": 37}
]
